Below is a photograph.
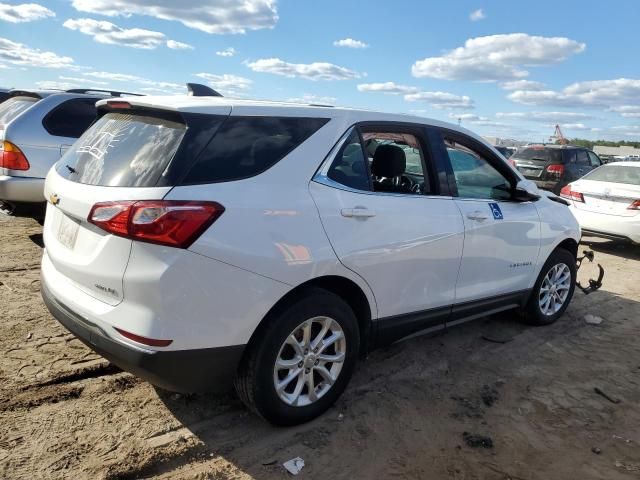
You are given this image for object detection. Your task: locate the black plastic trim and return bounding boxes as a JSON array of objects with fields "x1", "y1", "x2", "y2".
[{"x1": 41, "y1": 281, "x2": 245, "y2": 393}]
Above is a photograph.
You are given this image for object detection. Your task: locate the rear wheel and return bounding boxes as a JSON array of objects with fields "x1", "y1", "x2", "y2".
[
  {"x1": 235, "y1": 288, "x2": 359, "y2": 425},
  {"x1": 523, "y1": 248, "x2": 576, "y2": 325}
]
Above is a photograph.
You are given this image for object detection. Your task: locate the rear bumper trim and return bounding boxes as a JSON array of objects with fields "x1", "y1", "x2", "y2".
[
  {"x1": 41, "y1": 280, "x2": 245, "y2": 393},
  {"x1": 0, "y1": 175, "x2": 45, "y2": 203}
]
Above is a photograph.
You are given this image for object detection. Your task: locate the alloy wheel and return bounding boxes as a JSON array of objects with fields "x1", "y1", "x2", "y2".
[{"x1": 539, "y1": 263, "x2": 571, "y2": 316}]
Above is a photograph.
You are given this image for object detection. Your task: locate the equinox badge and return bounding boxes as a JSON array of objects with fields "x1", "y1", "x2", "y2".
[{"x1": 49, "y1": 194, "x2": 60, "y2": 206}]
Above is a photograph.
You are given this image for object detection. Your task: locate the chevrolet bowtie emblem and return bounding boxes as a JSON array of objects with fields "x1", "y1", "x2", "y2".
[{"x1": 50, "y1": 194, "x2": 60, "y2": 205}]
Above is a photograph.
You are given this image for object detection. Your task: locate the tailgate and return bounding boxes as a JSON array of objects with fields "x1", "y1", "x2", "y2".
[{"x1": 43, "y1": 168, "x2": 172, "y2": 305}]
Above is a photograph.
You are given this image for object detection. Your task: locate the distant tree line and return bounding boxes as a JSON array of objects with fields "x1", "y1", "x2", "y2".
[{"x1": 565, "y1": 138, "x2": 640, "y2": 149}]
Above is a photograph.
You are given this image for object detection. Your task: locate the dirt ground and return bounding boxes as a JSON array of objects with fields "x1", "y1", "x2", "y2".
[{"x1": 1, "y1": 214, "x2": 639, "y2": 480}]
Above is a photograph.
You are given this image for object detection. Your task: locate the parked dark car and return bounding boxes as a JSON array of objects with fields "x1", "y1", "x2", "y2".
[
  {"x1": 510, "y1": 145, "x2": 602, "y2": 194},
  {"x1": 0, "y1": 88, "x2": 10, "y2": 104}
]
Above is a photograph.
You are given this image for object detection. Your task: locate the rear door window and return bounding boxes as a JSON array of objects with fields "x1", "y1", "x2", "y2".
[
  {"x1": 56, "y1": 112, "x2": 186, "y2": 187},
  {"x1": 327, "y1": 130, "x2": 371, "y2": 191},
  {"x1": 576, "y1": 150, "x2": 590, "y2": 165},
  {"x1": 43, "y1": 98, "x2": 98, "y2": 138},
  {"x1": 0, "y1": 96, "x2": 38, "y2": 126},
  {"x1": 181, "y1": 116, "x2": 329, "y2": 184}
]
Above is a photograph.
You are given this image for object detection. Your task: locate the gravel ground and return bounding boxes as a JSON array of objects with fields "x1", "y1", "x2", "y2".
[{"x1": 1, "y1": 214, "x2": 639, "y2": 480}]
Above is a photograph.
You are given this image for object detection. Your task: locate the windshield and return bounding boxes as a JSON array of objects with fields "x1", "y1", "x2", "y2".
[
  {"x1": 0, "y1": 96, "x2": 38, "y2": 127},
  {"x1": 583, "y1": 165, "x2": 640, "y2": 185},
  {"x1": 513, "y1": 147, "x2": 563, "y2": 163},
  {"x1": 56, "y1": 112, "x2": 186, "y2": 187}
]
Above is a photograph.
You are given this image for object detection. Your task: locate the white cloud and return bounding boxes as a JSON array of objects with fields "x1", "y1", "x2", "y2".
[
  {"x1": 60, "y1": 75, "x2": 108, "y2": 85},
  {"x1": 412, "y1": 33, "x2": 585, "y2": 81},
  {"x1": 82, "y1": 70, "x2": 183, "y2": 92},
  {"x1": 561, "y1": 123, "x2": 589, "y2": 130},
  {"x1": 166, "y1": 39, "x2": 193, "y2": 50},
  {"x1": 405, "y1": 91, "x2": 474, "y2": 110},
  {"x1": 333, "y1": 38, "x2": 369, "y2": 49},
  {"x1": 469, "y1": 8, "x2": 485, "y2": 21},
  {"x1": 216, "y1": 47, "x2": 236, "y2": 57},
  {"x1": 286, "y1": 93, "x2": 337, "y2": 105},
  {"x1": 357, "y1": 82, "x2": 418, "y2": 94},
  {"x1": 508, "y1": 78, "x2": 640, "y2": 108},
  {"x1": 500, "y1": 80, "x2": 546, "y2": 91},
  {"x1": 496, "y1": 111, "x2": 594, "y2": 122},
  {"x1": 83, "y1": 70, "x2": 143, "y2": 82},
  {"x1": 194, "y1": 72, "x2": 252, "y2": 95},
  {"x1": 448, "y1": 112, "x2": 505, "y2": 127},
  {"x1": 609, "y1": 106, "x2": 640, "y2": 118},
  {"x1": 0, "y1": 37, "x2": 74, "y2": 68},
  {"x1": 70, "y1": 0, "x2": 278, "y2": 34},
  {"x1": 0, "y1": 2, "x2": 54, "y2": 22},
  {"x1": 63, "y1": 18, "x2": 167, "y2": 49},
  {"x1": 36, "y1": 80, "x2": 78, "y2": 89},
  {"x1": 245, "y1": 58, "x2": 362, "y2": 81}
]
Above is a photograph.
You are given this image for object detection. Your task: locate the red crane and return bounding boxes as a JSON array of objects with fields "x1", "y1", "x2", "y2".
[{"x1": 549, "y1": 124, "x2": 568, "y2": 145}]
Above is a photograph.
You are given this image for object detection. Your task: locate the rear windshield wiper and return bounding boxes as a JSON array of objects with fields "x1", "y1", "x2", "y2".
[{"x1": 65, "y1": 164, "x2": 77, "y2": 174}]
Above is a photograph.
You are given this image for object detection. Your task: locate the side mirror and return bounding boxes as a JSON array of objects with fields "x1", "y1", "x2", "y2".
[{"x1": 513, "y1": 179, "x2": 541, "y2": 202}]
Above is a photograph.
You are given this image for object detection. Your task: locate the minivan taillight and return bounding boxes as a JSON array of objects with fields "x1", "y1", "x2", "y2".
[
  {"x1": 0, "y1": 141, "x2": 30, "y2": 170},
  {"x1": 88, "y1": 200, "x2": 224, "y2": 248},
  {"x1": 560, "y1": 185, "x2": 584, "y2": 203},
  {"x1": 546, "y1": 164, "x2": 565, "y2": 177}
]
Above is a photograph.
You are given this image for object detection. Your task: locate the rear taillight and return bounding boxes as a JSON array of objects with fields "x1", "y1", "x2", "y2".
[
  {"x1": 546, "y1": 164, "x2": 565, "y2": 177},
  {"x1": 560, "y1": 185, "x2": 584, "y2": 203},
  {"x1": 628, "y1": 200, "x2": 640, "y2": 210},
  {"x1": 88, "y1": 200, "x2": 224, "y2": 248},
  {"x1": 508, "y1": 159, "x2": 517, "y2": 167},
  {"x1": 0, "y1": 141, "x2": 30, "y2": 170}
]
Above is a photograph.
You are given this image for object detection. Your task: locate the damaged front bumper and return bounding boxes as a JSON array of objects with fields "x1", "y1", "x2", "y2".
[{"x1": 576, "y1": 250, "x2": 604, "y2": 295}]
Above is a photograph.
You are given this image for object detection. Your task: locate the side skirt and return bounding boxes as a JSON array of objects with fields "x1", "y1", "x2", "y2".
[{"x1": 372, "y1": 290, "x2": 530, "y2": 348}]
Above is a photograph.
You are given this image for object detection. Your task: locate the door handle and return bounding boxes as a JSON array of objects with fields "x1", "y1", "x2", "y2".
[
  {"x1": 341, "y1": 207, "x2": 376, "y2": 218},
  {"x1": 466, "y1": 211, "x2": 489, "y2": 221}
]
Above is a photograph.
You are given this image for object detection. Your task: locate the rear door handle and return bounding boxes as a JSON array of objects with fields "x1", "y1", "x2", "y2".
[
  {"x1": 466, "y1": 211, "x2": 489, "y2": 221},
  {"x1": 341, "y1": 207, "x2": 376, "y2": 218}
]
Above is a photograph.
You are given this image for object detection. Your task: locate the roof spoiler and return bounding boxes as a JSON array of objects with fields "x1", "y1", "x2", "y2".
[
  {"x1": 66, "y1": 88, "x2": 143, "y2": 97},
  {"x1": 187, "y1": 83, "x2": 222, "y2": 97},
  {"x1": 8, "y1": 89, "x2": 43, "y2": 99}
]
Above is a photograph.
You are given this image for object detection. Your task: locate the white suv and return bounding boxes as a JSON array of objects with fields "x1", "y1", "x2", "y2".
[{"x1": 41, "y1": 96, "x2": 580, "y2": 425}]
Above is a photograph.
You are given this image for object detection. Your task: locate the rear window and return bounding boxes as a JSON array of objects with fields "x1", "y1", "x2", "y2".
[
  {"x1": 181, "y1": 116, "x2": 329, "y2": 184},
  {"x1": 513, "y1": 147, "x2": 563, "y2": 163},
  {"x1": 583, "y1": 165, "x2": 640, "y2": 185},
  {"x1": 56, "y1": 112, "x2": 186, "y2": 187},
  {"x1": 0, "y1": 96, "x2": 38, "y2": 126}
]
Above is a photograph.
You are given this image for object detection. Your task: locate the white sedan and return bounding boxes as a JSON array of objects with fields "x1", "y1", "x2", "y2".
[{"x1": 562, "y1": 161, "x2": 640, "y2": 244}]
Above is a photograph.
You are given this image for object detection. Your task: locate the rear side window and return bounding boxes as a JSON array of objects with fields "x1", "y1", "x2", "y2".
[
  {"x1": 513, "y1": 147, "x2": 563, "y2": 163},
  {"x1": 56, "y1": 112, "x2": 186, "y2": 187},
  {"x1": 43, "y1": 98, "x2": 98, "y2": 138},
  {"x1": 327, "y1": 130, "x2": 370, "y2": 191},
  {"x1": 0, "y1": 96, "x2": 38, "y2": 126},
  {"x1": 181, "y1": 117, "x2": 329, "y2": 184}
]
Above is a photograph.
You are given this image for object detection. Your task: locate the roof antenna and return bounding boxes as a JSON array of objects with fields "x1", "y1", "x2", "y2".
[{"x1": 187, "y1": 83, "x2": 223, "y2": 97}]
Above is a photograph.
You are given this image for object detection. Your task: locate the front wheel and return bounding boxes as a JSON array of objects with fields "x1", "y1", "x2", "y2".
[
  {"x1": 235, "y1": 288, "x2": 359, "y2": 425},
  {"x1": 523, "y1": 248, "x2": 577, "y2": 325}
]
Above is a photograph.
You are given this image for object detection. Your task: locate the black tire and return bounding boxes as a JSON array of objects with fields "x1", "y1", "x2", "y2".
[
  {"x1": 235, "y1": 288, "x2": 360, "y2": 426},
  {"x1": 523, "y1": 248, "x2": 576, "y2": 325}
]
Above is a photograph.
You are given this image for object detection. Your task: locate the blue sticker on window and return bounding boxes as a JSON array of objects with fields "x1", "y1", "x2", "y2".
[{"x1": 489, "y1": 202, "x2": 503, "y2": 220}]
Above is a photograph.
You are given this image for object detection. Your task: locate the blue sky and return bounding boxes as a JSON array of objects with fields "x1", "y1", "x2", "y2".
[{"x1": 1, "y1": 0, "x2": 640, "y2": 142}]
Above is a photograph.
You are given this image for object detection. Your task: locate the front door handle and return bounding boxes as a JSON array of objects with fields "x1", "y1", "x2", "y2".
[
  {"x1": 466, "y1": 211, "x2": 489, "y2": 221},
  {"x1": 341, "y1": 207, "x2": 376, "y2": 218}
]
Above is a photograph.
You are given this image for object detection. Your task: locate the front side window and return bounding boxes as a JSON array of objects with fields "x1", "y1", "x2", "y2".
[
  {"x1": 587, "y1": 151, "x2": 601, "y2": 167},
  {"x1": 327, "y1": 130, "x2": 370, "y2": 191},
  {"x1": 445, "y1": 139, "x2": 512, "y2": 200},
  {"x1": 362, "y1": 131, "x2": 429, "y2": 195}
]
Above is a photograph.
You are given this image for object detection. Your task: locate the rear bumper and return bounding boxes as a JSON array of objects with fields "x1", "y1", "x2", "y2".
[
  {"x1": 0, "y1": 175, "x2": 45, "y2": 203},
  {"x1": 41, "y1": 280, "x2": 245, "y2": 393},
  {"x1": 532, "y1": 179, "x2": 561, "y2": 194},
  {"x1": 571, "y1": 207, "x2": 640, "y2": 244}
]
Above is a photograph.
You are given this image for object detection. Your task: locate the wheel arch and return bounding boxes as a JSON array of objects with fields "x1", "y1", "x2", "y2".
[{"x1": 244, "y1": 275, "x2": 375, "y2": 359}]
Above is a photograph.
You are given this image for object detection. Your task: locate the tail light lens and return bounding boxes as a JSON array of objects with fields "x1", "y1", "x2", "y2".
[
  {"x1": 628, "y1": 199, "x2": 640, "y2": 210},
  {"x1": 88, "y1": 200, "x2": 224, "y2": 248},
  {"x1": 508, "y1": 159, "x2": 517, "y2": 167},
  {"x1": 0, "y1": 140, "x2": 30, "y2": 170},
  {"x1": 546, "y1": 164, "x2": 565, "y2": 177},
  {"x1": 560, "y1": 185, "x2": 584, "y2": 203}
]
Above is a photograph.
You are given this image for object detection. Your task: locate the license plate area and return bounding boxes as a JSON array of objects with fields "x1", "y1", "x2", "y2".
[{"x1": 57, "y1": 212, "x2": 80, "y2": 250}]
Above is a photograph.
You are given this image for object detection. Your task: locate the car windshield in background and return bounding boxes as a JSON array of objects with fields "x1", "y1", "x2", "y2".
[
  {"x1": 56, "y1": 112, "x2": 186, "y2": 187},
  {"x1": 583, "y1": 165, "x2": 640, "y2": 185},
  {"x1": 513, "y1": 147, "x2": 563, "y2": 163},
  {"x1": 0, "y1": 96, "x2": 38, "y2": 126}
]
